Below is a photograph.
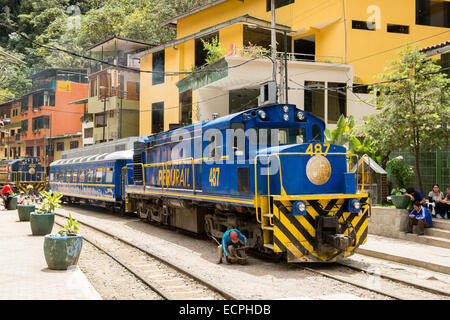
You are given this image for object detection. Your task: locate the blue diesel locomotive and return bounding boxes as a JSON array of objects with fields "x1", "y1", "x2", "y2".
[
  {"x1": 124, "y1": 103, "x2": 371, "y2": 263},
  {"x1": 0, "y1": 157, "x2": 46, "y2": 193}
]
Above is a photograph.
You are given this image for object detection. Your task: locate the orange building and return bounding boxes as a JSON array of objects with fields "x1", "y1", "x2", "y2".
[{"x1": 19, "y1": 68, "x2": 88, "y2": 170}]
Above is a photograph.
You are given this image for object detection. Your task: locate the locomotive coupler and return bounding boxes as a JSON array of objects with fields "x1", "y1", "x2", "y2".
[{"x1": 315, "y1": 215, "x2": 355, "y2": 255}]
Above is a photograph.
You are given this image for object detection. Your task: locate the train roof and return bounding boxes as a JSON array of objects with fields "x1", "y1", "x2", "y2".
[
  {"x1": 146, "y1": 103, "x2": 325, "y2": 141},
  {"x1": 50, "y1": 150, "x2": 133, "y2": 167}
]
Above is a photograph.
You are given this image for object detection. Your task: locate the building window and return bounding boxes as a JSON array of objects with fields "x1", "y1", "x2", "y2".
[
  {"x1": 84, "y1": 128, "x2": 93, "y2": 138},
  {"x1": 89, "y1": 77, "x2": 98, "y2": 97},
  {"x1": 56, "y1": 142, "x2": 64, "y2": 151},
  {"x1": 95, "y1": 112, "x2": 107, "y2": 127},
  {"x1": 180, "y1": 90, "x2": 192, "y2": 126},
  {"x1": 387, "y1": 24, "x2": 410, "y2": 34},
  {"x1": 32, "y1": 90, "x2": 55, "y2": 108},
  {"x1": 416, "y1": 0, "x2": 450, "y2": 28},
  {"x1": 26, "y1": 147, "x2": 33, "y2": 157},
  {"x1": 21, "y1": 120, "x2": 28, "y2": 132},
  {"x1": 70, "y1": 141, "x2": 79, "y2": 149},
  {"x1": 21, "y1": 95, "x2": 29, "y2": 112},
  {"x1": 152, "y1": 101, "x2": 164, "y2": 134},
  {"x1": 195, "y1": 33, "x2": 219, "y2": 68},
  {"x1": 304, "y1": 81, "x2": 325, "y2": 121},
  {"x1": 266, "y1": 0, "x2": 295, "y2": 11},
  {"x1": 152, "y1": 50, "x2": 165, "y2": 85},
  {"x1": 109, "y1": 110, "x2": 114, "y2": 118},
  {"x1": 243, "y1": 25, "x2": 292, "y2": 53},
  {"x1": 327, "y1": 83, "x2": 347, "y2": 124},
  {"x1": 32, "y1": 116, "x2": 50, "y2": 131},
  {"x1": 352, "y1": 20, "x2": 376, "y2": 31}
]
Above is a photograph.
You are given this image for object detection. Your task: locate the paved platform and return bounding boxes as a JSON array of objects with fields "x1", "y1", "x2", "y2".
[
  {"x1": 0, "y1": 210, "x2": 101, "y2": 300},
  {"x1": 357, "y1": 234, "x2": 450, "y2": 275}
]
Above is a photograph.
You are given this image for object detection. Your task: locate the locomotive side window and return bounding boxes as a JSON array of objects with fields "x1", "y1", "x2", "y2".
[
  {"x1": 105, "y1": 167, "x2": 114, "y2": 183},
  {"x1": 79, "y1": 169, "x2": 86, "y2": 182},
  {"x1": 311, "y1": 124, "x2": 322, "y2": 141},
  {"x1": 95, "y1": 168, "x2": 103, "y2": 183},
  {"x1": 231, "y1": 122, "x2": 245, "y2": 156},
  {"x1": 87, "y1": 169, "x2": 94, "y2": 182}
]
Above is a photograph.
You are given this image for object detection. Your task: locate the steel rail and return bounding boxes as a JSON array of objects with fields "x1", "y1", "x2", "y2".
[{"x1": 54, "y1": 212, "x2": 239, "y2": 300}]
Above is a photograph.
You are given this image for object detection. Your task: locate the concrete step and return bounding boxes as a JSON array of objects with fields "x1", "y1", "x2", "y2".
[
  {"x1": 404, "y1": 232, "x2": 450, "y2": 249},
  {"x1": 425, "y1": 227, "x2": 450, "y2": 240},
  {"x1": 433, "y1": 218, "x2": 450, "y2": 231}
]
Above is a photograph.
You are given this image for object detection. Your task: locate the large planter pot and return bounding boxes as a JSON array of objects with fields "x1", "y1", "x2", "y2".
[
  {"x1": 44, "y1": 234, "x2": 83, "y2": 270},
  {"x1": 7, "y1": 197, "x2": 17, "y2": 210},
  {"x1": 30, "y1": 212, "x2": 55, "y2": 236},
  {"x1": 391, "y1": 195, "x2": 411, "y2": 209},
  {"x1": 17, "y1": 204, "x2": 35, "y2": 221}
]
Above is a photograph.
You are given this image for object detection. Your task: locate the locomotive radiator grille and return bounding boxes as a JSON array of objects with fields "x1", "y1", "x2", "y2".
[{"x1": 270, "y1": 196, "x2": 369, "y2": 263}]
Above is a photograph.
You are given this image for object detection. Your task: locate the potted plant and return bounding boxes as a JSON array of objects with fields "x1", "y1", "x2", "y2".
[
  {"x1": 387, "y1": 156, "x2": 414, "y2": 209},
  {"x1": 7, "y1": 191, "x2": 18, "y2": 210},
  {"x1": 30, "y1": 191, "x2": 62, "y2": 236},
  {"x1": 390, "y1": 188, "x2": 411, "y2": 209},
  {"x1": 17, "y1": 198, "x2": 35, "y2": 222},
  {"x1": 44, "y1": 212, "x2": 82, "y2": 270}
]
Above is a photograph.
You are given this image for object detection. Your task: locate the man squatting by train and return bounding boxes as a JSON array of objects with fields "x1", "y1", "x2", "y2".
[{"x1": 217, "y1": 229, "x2": 248, "y2": 264}]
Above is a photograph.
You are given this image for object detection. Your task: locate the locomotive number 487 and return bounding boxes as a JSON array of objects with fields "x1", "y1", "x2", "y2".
[{"x1": 209, "y1": 168, "x2": 220, "y2": 187}]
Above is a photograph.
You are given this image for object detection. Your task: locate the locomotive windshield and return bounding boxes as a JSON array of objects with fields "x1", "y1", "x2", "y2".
[{"x1": 256, "y1": 127, "x2": 306, "y2": 146}]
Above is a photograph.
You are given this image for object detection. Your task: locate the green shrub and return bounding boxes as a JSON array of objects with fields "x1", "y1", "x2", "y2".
[{"x1": 386, "y1": 156, "x2": 414, "y2": 191}]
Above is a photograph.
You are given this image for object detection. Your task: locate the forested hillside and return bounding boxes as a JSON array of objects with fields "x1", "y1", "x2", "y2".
[{"x1": 0, "y1": 0, "x2": 212, "y2": 101}]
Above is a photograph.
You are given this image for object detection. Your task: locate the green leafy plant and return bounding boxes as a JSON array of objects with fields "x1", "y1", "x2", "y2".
[
  {"x1": 201, "y1": 36, "x2": 223, "y2": 65},
  {"x1": 386, "y1": 156, "x2": 414, "y2": 191},
  {"x1": 58, "y1": 212, "x2": 80, "y2": 236},
  {"x1": 37, "y1": 190, "x2": 62, "y2": 214},
  {"x1": 324, "y1": 115, "x2": 354, "y2": 145},
  {"x1": 391, "y1": 187, "x2": 406, "y2": 196}
]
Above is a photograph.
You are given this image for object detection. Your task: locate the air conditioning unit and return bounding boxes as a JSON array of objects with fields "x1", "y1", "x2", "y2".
[{"x1": 258, "y1": 81, "x2": 277, "y2": 106}]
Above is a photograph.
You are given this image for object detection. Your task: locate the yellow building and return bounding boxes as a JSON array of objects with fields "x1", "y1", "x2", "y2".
[
  {"x1": 136, "y1": 0, "x2": 450, "y2": 135},
  {"x1": 0, "y1": 99, "x2": 25, "y2": 160},
  {"x1": 50, "y1": 133, "x2": 82, "y2": 161}
]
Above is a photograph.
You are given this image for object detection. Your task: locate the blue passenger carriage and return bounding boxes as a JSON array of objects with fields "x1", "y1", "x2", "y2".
[
  {"x1": 126, "y1": 102, "x2": 372, "y2": 263},
  {"x1": 49, "y1": 150, "x2": 133, "y2": 209}
]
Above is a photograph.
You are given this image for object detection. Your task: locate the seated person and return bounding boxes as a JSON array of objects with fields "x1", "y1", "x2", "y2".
[
  {"x1": 17, "y1": 191, "x2": 26, "y2": 205},
  {"x1": 428, "y1": 184, "x2": 446, "y2": 219},
  {"x1": 405, "y1": 201, "x2": 433, "y2": 235},
  {"x1": 440, "y1": 186, "x2": 450, "y2": 219},
  {"x1": 405, "y1": 187, "x2": 426, "y2": 209}
]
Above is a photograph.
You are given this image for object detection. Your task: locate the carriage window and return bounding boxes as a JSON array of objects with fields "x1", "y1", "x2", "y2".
[
  {"x1": 87, "y1": 169, "x2": 94, "y2": 182},
  {"x1": 311, "y1": 124, "x2": 322, "y2": 141},
  {"x1": 95, "y1": 168, "x2": 103, "y2": 183},
  {"x1": 72, "y1": 169, "x2": 78, "y2": 182},
  {"x1": 50, "y1": 172, "x2": 54, "y2": 181},
  {"x1": 60, "y1": 170, "x2": 65, "y2": 181},
  {"x1": 54, "y1": 170, "x2": 59, "y2": 181},
  {"x1": 66, "y1": 170, "x2": 72, "y2": 182},
  {"x1": 79, "y1": 169, "x2": 86, "y2": 182},
  {"x1": 105, "y1": 168, "x2": 114, "y2": 183}
]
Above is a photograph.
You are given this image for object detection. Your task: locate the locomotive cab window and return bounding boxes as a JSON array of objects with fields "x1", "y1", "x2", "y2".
[
  {"x1": 256, "y1": 127, "x2": 306, "y2": 146},
  {"x1": 95, "y1": 168, "x2": 104, "y2": 183},
  {"x1": 105, "y1": 167, "x2": 114, "y2": 183},
  {"x1": 311, "y1": 124, "x2": 322, "y2": 141}
]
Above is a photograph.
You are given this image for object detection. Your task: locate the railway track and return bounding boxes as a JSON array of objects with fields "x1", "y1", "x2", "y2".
[
  {"x1": 54, "y1": 213, "x2": 239, "y2": 300},
  {"x1": 55, "y1": 210, "x2": 449, "y2": 300}
]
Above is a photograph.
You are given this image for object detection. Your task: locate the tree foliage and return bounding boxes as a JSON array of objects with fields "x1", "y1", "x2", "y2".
[{"x1": 369, "y1": 45, "x2": 450, "y2": 192}]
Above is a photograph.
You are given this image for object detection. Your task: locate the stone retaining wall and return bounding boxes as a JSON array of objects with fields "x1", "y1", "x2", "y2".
[{"x1": 368, "y1": 207, "x2": 410, "y2": 239}]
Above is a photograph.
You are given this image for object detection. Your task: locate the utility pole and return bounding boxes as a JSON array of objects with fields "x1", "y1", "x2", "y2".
[{"x1": 271, "y1": 0, "x2": 277, "y2": 104}]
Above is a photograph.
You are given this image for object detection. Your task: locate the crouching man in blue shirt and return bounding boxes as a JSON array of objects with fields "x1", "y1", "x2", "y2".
[
  {"x1": 405, "y1": 201, "x2": 433, "y2": 235},
  {"x1": 217, "y1": 229, "x2": 247, "y2": 264}
]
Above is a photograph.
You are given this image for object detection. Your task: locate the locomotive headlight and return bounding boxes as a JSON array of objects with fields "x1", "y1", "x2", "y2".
[
  {"x1": 297, "y1": 111, "x2": 305, "y2": 120},
  {"x1": 283, "y1": 113, "x2": 289, "y2": 121},
  {"x1": 258, "y1": 110, "x2": 267, "y2": 120},
  {"x1": 283, "y1": 105, "x2": 289, "y2": 113},
  {"x1": 349, "y1": 199, "x2": 361, "y2": 214},
  {"x1": 292, "y1": 200, "x2": 307, "y2": 216}
]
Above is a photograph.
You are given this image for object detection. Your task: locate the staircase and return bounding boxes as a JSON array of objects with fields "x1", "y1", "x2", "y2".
[{"x1": 405, "y1": 218, "x2": 450, "y2": 249}]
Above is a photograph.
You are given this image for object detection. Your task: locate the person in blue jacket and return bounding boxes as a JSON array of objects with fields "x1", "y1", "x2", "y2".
[
  {"x1": 405, "y1": 201, "x2": 433, "y2": 235},
  {"x1": 217, "y1": 229, "x2": 247, "y2": 264}
]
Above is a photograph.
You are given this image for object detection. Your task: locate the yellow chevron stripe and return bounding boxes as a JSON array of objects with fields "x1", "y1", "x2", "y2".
[{"x1": 273, "y1": 228, "x2": 313, "y2": 262}]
